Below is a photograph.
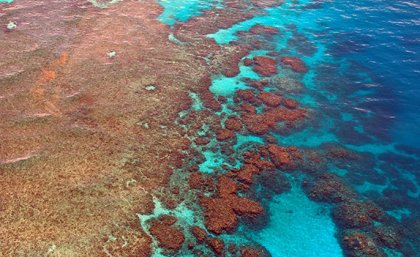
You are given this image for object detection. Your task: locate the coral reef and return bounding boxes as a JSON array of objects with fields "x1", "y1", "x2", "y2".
[
  {"x1": 258, "y1": 91, "x2": 282, "y2": 107},
  {"x1": 340, "y1": 230, "x2": 385, "y2": 257},
  {"x1": 149, "y1": 216, "x2": 185, "y2": 251},
  {"x1": 200, "y1": 176, "x2": 264, "y2": 234},
  {"x1": 253, "y1": 56, "x2": 278, "y2": 76},
  {"x1": 280, "y1": 56, "x2": 309, "y2": 73},
  {"x1": 304, "y1": 174, "x2": 358, "y2": 203}
]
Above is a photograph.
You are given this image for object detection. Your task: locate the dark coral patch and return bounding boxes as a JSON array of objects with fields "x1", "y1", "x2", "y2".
[
  {"x1": 207, "y1": 237, "x2": 225, "y2": 256},
  {"x1": 216, "y1": 128, "x2": 236, "y2": 141},
  {"x1": 340, "y1": 230, "x2": 385, "y2": 257},
  {"x1": 149, "y1": 216, "x2": 185, "y2": 251},
  {"x1": 243, "y1": 58, "x2": 254, "y2": 66},
  {"x1": 333, "y1": 201, "x2": 374, "y2": 229},
  {"x1": 236, "y1": 89, "x2": 258, "y2": 103},
  {"x1": 200, "y1": 176, "x2": 264, "y2": 234},
  {"x1": 267, "y1": 144, "x2": 302, "y2": 170},
  {"x1": 239, "y1": 245, "x2": 271, "y2": 257},
  {"x1": 258, "y1": 91, "x2": 282, "y2": 107},
  {"x1": 249, "y1": 24, "x2": 280, "y2": 36},
  {"x1": 191, "y1": 226, "x2": 207, "y2": 244},
  {"x1": 240, "y1": 106, "x2": 307, "y2": 135},
  {"x1": 282, "y1": 98, "x2": 299, "y2": 109},
  {"x1": 195, "y1": 137, "x2": 211, "y2": 145},
  {"x1": 303, "y1": 174, "x2": 357, "y2": 203},
  {"x1": 280, "y1": 56, "x2": 308, "y2": 73},
  {"x1": 372, "y1": 225, "x2": 402, "y2": 250},
  {"x1": 253, "y1": 56, "x2": 278, "y2": 76},
  {"x1": 225, "y1": 116, "x2": 243, "y2": 131}
]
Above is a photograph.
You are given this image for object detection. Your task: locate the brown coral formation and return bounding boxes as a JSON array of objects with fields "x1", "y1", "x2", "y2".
[
  {"x1": 207, "y1": 238, "x2": 225, "y2": 256},
  {"x1": 250, "y1": 24, "x2": 280, "y2": 35},
  {"x1": 333, "y1": 201, "x2": 375, "y2": 229},
  {"x1": 0, "y1": 0, "x2": 266, "y2": 255},
  {"x1": 149, "y1": 216, "x2": 185, "y2": 251},
  {"x1": 191, "y1": 226, "x2": 208, "y2": 244},
  {"x1": 216, "y1": 128, "x2": 236, "y2": 141},
  {"x1": 225, "y1": 116, "x2": 243, "y2": 131},
  {"x1": 239, "y1": 246, "x2": 271, "y2": 257},
  {"x1": 258, "y1": 91, "x2": 282, "y2": 107},
  {"x1": 236, "y1": 164, "x2": 262, "y2": 184},
  {"x1": 283, "y1": 98, "x2": 299, "y2": 109},
  {"x1": 243, "y1": 58, "x2": 254, "y2": 66},
  {"x1": 304, "y1": 174, "x2": 357, "y2": 203},
  {"x1": 200, "y1": 176, "x2": 264, "y2": 234},
  {"x1": 0, "y1": 0, "x2": 195, "y2": 255},
  {"x1": 267, "y1": 144, "x2": 302, "y2": 170},
  {"x1": 280, "y1": 56, "x2": 308, "y2": 73},
  {"x1": 253, "y1": 56, "x2": 278, "y2": 76},
  {"x1": 341, "y1": 230, "x2": 385, "y2": 257},
  {"x1": 372, "y1": 225, "x2": 402, "y2": 249},
  {"x1": 240, "y1": 106, "x2": 307, "y2": 135},
  {"x1": 233, "y1": 87, "x2": 307, "y2": 135},
  {"x1": 333, "y1": 200, "x2": 388, "y2": 229}
]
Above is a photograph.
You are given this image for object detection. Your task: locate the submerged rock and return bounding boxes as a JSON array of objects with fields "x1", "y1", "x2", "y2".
[
  {"x1": 207, "y1": 237, "x2": 225, "y2": 256},
  {"x1": 304, "y1": 174, "x2": 357, "y2": 203},
  {"x1": 372, "y1": 225, "x2": 402, "y2": 249},
  {"x1": 280, "y1": 56, "x2": 308, "y2": 73},
  {"x1": 243, "y1": 58, "x2": 254, "y2": 66},
  {"x1": 258, "y1": 91, "x2": 282, "y2": 107},
  {"x1": 216, "y1": 128, "x2": 236, "y2": 141},
  {"x1": 282, "y1": 98, "x2": 299, "y2": 109},
  {"x1": 333, "y1": 201, "x2": 374, "y2": 228},
  {"x1": 200, "y1": 176, "x2": 264, "y2": 234},
  {"x1": 249, "y1": 24, "x2": 280, "y2": 35},
  {"x1": 225, "y1": 116, "x2": 243, "y2": 131},
  {"x1": 341, "y1": 230, "x2": 385, "y2": 257},
  {"x1": 267, "y1": 144, "x2": 302, "y2": 170},
  {"x1": 253, "y1": 56, "x2": 278, "y2": 76},
  {"x1": 149, "y1": 216, "x2": 185, "y2": 251},
  {"x1": 191, "y1": 226, "x2": 207, "y2": 244},
  {"x1": 239, "y1": 245, "x2": 272, "y2": 257}
]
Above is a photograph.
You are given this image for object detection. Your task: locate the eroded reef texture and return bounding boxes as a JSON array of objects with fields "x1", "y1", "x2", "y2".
[{"x1": 0, "y1": 0, "x2": 416, "y2": 257}]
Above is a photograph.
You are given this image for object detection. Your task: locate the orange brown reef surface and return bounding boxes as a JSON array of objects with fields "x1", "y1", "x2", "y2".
[{"x1": 0, "y1": 0, "x2": 256, "y2": 255}]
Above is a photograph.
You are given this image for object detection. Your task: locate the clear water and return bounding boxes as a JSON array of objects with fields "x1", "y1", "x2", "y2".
[
  {"x1": 253, "y1": 183, "x2": 343, "y2": 257},
  {"x1": 158, "y1": 0, "x2": 223, "y2": 26},
  {"x1": 157, "y1": 0, "x2": 420, "y2": 256}
]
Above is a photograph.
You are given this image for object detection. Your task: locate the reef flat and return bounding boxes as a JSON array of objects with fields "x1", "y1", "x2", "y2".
[{"x1": 1, "y1": 0, "x2": 419, "y2": 257}]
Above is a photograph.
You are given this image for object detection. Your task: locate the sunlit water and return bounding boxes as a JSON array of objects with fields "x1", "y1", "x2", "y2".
[{"x1": 159, "y1": 0, "x2": 420, "y2": 256}]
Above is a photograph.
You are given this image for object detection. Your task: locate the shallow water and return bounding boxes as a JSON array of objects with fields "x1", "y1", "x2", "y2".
[{"x1": 1, "y1": 0, "x2": 419, "y2": 256}]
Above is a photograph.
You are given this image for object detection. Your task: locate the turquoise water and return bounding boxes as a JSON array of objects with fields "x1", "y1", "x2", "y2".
[
  {"x1": 153, "y1": 0, "x2": 420, "y2": 256},
  {"x1": 158, "y1": 0, "x2": 223, "y2": 26},
  {"x1": 254, "y1": 185, "x2": 343, "y2": 257},
  {"x1": 0, "y1": 0, "x2": 13, "y2": 3}
]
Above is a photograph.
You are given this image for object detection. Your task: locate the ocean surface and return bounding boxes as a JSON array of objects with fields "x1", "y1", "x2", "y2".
[
  {"x1": 159, "y1": 0, "x2": 420, "y2": 256},
  {"x1": 1, "y1": 0, "x2": 419, "y2": 256}
]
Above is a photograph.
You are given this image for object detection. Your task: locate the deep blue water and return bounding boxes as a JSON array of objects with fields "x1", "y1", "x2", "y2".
[{"x1": 319, "y1": 0, "x2": 420, "y2": 147}]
